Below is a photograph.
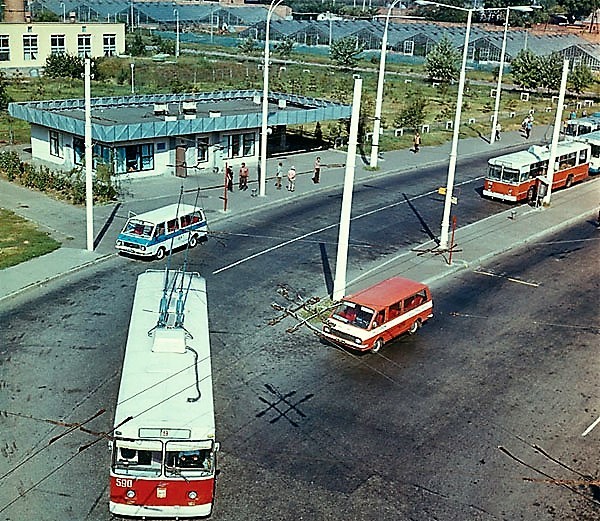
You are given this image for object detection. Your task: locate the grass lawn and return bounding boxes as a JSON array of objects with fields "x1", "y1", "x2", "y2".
[{"x1": 0, "y1": 208, "x2": 61, "y2": 269}]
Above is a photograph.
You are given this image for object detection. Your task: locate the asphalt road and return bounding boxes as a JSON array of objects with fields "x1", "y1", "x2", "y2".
[{"x1": 0, "y1": 153, "x2": 598, "y2": 521}]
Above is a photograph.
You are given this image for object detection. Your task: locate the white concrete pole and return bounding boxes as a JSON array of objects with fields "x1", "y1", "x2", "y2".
[
  {"x1": 130, "y1": 62, "x2": 135, "y2": 94},
  {"x1": 370, "y1": 0, "x2": 400, "y2": 168},
  {"x1": 490, "y1": 7, "x2": 509, "y2": 145},
  {"x1": 333, "y1": 78, "x2": 362, "y2": 301},
  {"x1": 174, "y1": 9, "x2": 180, "y2": 58},
  {"x1": 84, "y1": 58, "x2": 94, "y2": 252},
  {"x1": 439, "y1": 9, "x2": 472, "y2": 250},
  {"x1": 542, "y1": 59, "x2": 570, "y2": 206},
  {"x1": 260, "y1": 0, "x2": 283, "y2": 197}
]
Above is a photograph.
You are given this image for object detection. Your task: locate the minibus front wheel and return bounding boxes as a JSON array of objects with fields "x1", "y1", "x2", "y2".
[
  {"x1": 372, "y1": 338, "x2": 384, "y2": 353},
  {"x1": 189, "y1": 235, "x2": 198, "y2": 248},
  {"x1": 155, "y1": 247, "x2": 166, "y2": 260}
]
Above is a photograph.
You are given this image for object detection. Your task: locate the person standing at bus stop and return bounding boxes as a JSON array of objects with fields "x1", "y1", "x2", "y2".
[
  {"x1": 312, "y1": 156, "x2": 321, "y2": 184},
  {"x1": 275, "y1": 161, "x2": 283, "y2": 190},
  {"x1": 287, "y1": 165, "x2": 296, "y2": 192},
  {"x1": 239, "y1": 162, "x2": 249, "y2": 191},
  {"x1": 412, "y1": 131, "x2": 421, "y2": 153}
]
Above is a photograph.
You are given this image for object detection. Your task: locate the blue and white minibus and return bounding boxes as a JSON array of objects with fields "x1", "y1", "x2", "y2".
[{"x1": 116, "y1": 204, "x2": 208, "y2": 259}]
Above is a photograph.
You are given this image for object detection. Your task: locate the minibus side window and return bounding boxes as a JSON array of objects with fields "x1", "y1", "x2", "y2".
[
  {"x1": 389, "y1": 302, "x2": 402, "y2": 319},
  {"x1": 180, "y1": 214, "x2": 192, "y2": 228},
  {"x1": 154, "y1": 222, "x2": 165, "y2": 238},
  {"x1": 404, "y1": 290, "x2": 427, "y2": 312},
  {"x1": 372, "y1": 310, "x2": 385, "y2": 328},
  {"x1": 167, "y1": 218, "x2": 178, "y2": 233}
]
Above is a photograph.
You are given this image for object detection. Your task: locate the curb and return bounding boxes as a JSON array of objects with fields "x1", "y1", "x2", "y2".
[{"x1": 0, "y1": 252, "x2": 116, "y2": 304}]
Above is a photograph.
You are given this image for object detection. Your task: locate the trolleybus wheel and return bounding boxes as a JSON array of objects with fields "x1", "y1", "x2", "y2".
[
  {"x1": 155, "y1": 247, "x2": 166, "y2": 260},
  {"x1": 189, "y1": 235, "x2": 198, "y2": 248},
  {"x1": 372, "y1": 338, "x2": 384, "y2": 353},
  {"x1": 565, "y1": 175, "x2": 573, "y2": 188},
  {"x1": 408, "y1": 319, "x2": 421, "y2": 335}
]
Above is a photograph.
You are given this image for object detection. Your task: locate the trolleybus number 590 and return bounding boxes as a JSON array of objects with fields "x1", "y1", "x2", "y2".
[{"x1": 115, "y1": 478, "x2": 134, "y2": 488}]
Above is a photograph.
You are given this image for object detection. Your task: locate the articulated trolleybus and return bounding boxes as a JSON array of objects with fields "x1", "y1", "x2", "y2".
[
  {"x1": 483, "y1": 140, "x2": 591, "y2": 203},
  {"x1": 110, "y1": 269, "x2": 219, "y2": 518}
]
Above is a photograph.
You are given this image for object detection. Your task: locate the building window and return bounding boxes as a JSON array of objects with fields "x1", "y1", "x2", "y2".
[
  {"x1": 49, "y1": 131, "x2": 61, "y2": 158},
  {"x1": 115, "y1": 144, "x2": 154, "y2": 174},
  {"x1": 227, "y1": 133, "x2": 255, "y2": 158},
  {"x1": 78, "y1": 35, "x2": 91, "y2": 58},
  {"x1": 103, "y1": 34, "x2": 116, "y2": 56},
  {"x1": 197, "y1": 137, "x2": 209, "y2": 162},
  {"x1": 403, "y1": 40, "x2": 414, "y2": 56},
  {"x1": 50, "y1": 34, "x2": 66, "y2": 54},
  {"x1": 0, "y1": 36, "x2": 9, "y2": 61},
  {"x1": 23, "y1": 35, "x2": 38, "y2": 61},
  {"x1": 73, "y1": 138, "x2": 85, "y2": 165}
]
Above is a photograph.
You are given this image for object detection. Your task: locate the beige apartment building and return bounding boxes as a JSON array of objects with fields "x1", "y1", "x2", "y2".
[{"x1": 0, "y1": 22, "x2": 126, "y2": 72}]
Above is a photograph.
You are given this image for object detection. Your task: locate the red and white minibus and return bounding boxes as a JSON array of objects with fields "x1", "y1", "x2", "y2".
[
  {"x1": 110, "y1": 269, "x2": 219, "y2": 518},
  {"x1": 319, "y1": 277, "x2": 433, "y2": 353},
  {"x1": 483, "y1": 141, "x2": 591, "y2": 203}
]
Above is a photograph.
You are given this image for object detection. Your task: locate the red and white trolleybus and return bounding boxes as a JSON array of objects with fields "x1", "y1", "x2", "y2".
[
  {"x1": 483, "y1": 140, "x2": 591, "y2": 203},
  {"x1": 109, "y1": 269, "x2": 219, "y2": 518}
]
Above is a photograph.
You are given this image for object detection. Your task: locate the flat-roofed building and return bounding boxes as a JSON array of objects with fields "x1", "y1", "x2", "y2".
[
  {"x1": 8, "y1": 90, "x2": 351, "y2": 178},
  {"x1": 0, "y1": 22, "x2": 125, "y2": 73}
]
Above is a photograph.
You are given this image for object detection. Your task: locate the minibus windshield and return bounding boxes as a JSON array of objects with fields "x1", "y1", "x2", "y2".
[
  {"x1": 332, "y1": 302, "x2": 374, "y2": 329},
  {"x1": 123, "y1": 219, "x2": 154, "y2": 238}
]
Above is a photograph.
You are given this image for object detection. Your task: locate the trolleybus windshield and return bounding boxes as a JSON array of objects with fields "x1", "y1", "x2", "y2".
[
  {"x1": 113, "y1": 439, "x2": 162, "y2": 477},
  {"x1": 488, "y1": 164, "x2": 520, "y2": 183}
]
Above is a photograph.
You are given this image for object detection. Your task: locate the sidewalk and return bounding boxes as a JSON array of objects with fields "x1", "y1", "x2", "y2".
[{"x1": 1, "y1": 125, "x2": 597, "y2": 303}]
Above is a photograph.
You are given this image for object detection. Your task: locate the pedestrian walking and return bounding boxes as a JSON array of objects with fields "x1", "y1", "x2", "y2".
[
  {"x1": 525, "y1": 118, "x2": 533, "y2": 139},
  {"x1": 312, "y1": 156, "x2": 321, "y2": 184},
  {"x1": 412, "y1": 131, "x2": 421, "y2": 153},
  {"x1": 495, "y1": 122, "x2": 502, "y2": 142},
  {"x1": 226, "y1": 165, "x2": 234, "y2": 192},
  {"x1": 287, "y1": 165, "x2": 296, "y2": 192},
  {"x1": 275, "y1": 161, "x2": 283, "y2": 189},
  {"x1": 239, "y1": 162, "x2": 249, "y2": 191}
]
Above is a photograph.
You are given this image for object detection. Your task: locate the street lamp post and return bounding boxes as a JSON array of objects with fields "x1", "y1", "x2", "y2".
[
  {"x1": 173, "y1": 8, "x2": 180, "y2": 58},
  {"x1": 130, "y1": 62, "x2": 135, "y2": 94},
  {"x1": 369, "y1": 0, "x2": 402, "y2": 168},
  {"x1": 259, "y1": 0, "x2": 283, "y2": 197},
  {"x1": 490, "y1": 5, "x2": 539, "y2": 145},
  {"x1": 416, "y1": 0, "x2": 472, "y2": 251}
]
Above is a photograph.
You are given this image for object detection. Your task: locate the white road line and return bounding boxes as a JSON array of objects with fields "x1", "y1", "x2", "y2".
[
  {"x1": 212, "y1": 176, "x2": 485, "y2": 275},
  {"x1": 582, "y1": 415, "x2": 600, "y2": 437},
  {"x1": 474, "y1": 269, "x2": 539, "y2": 287}
]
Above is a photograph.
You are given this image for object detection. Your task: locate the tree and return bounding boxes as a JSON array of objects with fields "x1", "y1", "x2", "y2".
[
  {"x1": 556, "y1": 0, "x2": 599, "y2": 22},
  {"x1": 44, "y1": 52, "x2": 85, "y2": 79},
  {"x1": 274, "y1": 38, "x2": 294, "y2": 59},
  {"x1": 126, "y1": 33, "x2": 146, "y2": 57},
  {"x1": 424, "y1": 36, "x2": 460, "y2": 84},
  {"x1": 394, "y1": 92, "x2": 427, "y2": 131},
  {"x1": 238, "y1": 37, "x2": 258, "y2": 55},
  {"x1": 329, "y1": 37, "x2": 364, "y2": 69},
  {"x1": 538, "y1": 52, "x2": 564, "y2": 92},
  {"x1": 36, "y1": 10, "x2": 59, "y2": 22},
  {"x1": 510, "y1": 49, "x2": 540, "y2": 90},
  {"x1": 0, "y1": 71, "x2": 12, "y2": 110},
  {"x1": 568, "y1": 63, "x2": 595, "y2": 96}
]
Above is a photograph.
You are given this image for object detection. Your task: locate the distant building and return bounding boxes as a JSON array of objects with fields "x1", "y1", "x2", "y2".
[
  {"x1": 8, "y1": 90, "x2": 351, "y2": 178},
  {"x1": 0, "y1": 21, "x2": 126, "y2": 74}
]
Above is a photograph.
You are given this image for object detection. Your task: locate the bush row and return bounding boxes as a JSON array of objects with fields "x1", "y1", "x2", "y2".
[{"x1": 0, "y1": 151, "x2": 118, "y2": 204}]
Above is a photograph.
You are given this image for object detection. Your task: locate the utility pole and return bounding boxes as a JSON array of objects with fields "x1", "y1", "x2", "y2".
[
  {"x1": 84, "y1": 58, "x2": 94, "y2": 252},
  {"x1": 332, "y1": 77, "x2": 362, "y2": 301},
  {"x1": 542, "y1": 59, "x2": 570, "y2": 206}
]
